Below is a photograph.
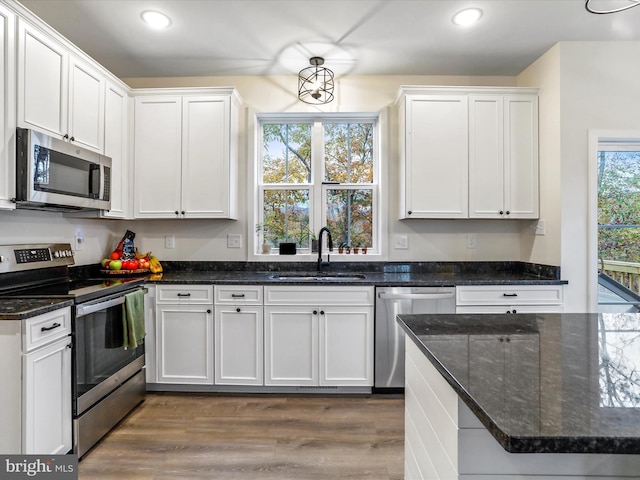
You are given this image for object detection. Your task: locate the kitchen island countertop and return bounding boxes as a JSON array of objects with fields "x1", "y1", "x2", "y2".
[{"x1": 397, "y1": 312, "x2": 640, "y2": 455}]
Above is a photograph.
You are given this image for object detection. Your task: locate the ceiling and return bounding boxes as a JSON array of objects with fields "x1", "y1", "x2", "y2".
[{"x1": 16, "y1": 0, "x2": 640, "y2": 79}]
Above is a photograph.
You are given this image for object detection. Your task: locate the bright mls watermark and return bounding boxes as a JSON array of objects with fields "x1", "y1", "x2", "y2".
[{"x1": 0, "y1": 456, "x2": 77, "y2": 480}]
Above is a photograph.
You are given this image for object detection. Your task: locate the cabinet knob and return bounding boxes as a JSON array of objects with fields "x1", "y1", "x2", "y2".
[
  {"x1": 63, "y1": 133, "x2": 69, "y2": 140},
  {"x1": 499, "y1": 337, "x2": 504, "y2": 342},
  {"x1": 207, "y1": 309, "x2": 212, "y2": 314},
  {"x1": 320, "y1": 310, "x2": 325, "y2": 315},
  {"x1": 408, "y1": 210, "x2": 412, "y2": 215},
  {"x1": 505, "y1": 210, "x2": 510, "y2": 215},
  {"x1": 175, "y1": 211, "x2": 179, "y2": 215},
  {"x1": 313, "y1": 310, "x2": 318, "y2": 315},
  {"x1": 70, "y1": 136, "x2": 75, "y2": 142},
  {"x1": 499, "y1": 210, "x2": 504, "y2": 215},
  {"x1": 181, "y1": 211, "x2": 185, "y2": 215},
  {"x1": 512, "y1": 309, "x2": 517, "y2": 314},
  {"x1": 236, "y1": 308, "x2": 241, "y2": 313}
]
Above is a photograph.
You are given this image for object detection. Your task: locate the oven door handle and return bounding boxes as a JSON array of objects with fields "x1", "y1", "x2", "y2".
[{"x1": 76, "y1": 296, "x2": 125, "y2": 317}]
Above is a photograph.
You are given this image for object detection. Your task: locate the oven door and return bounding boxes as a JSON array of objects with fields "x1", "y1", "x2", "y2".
[{"x1": 73, "y1": 289, "x2": 145, "y2": 416}]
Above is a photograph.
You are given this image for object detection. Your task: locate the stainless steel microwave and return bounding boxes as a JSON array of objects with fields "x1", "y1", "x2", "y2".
[{"x1": 15, "y1": 128, "x2": 111, "y2": 211}]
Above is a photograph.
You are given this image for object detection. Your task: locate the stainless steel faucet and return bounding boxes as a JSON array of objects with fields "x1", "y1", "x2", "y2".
[{"x1": 317, "y1": 227, "x2": 333, "y2": 272}]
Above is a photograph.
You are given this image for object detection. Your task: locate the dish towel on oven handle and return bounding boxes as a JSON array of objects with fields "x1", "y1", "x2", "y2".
[{"x1": 122, "y1": 289, "x2": 145, "y2": 349}]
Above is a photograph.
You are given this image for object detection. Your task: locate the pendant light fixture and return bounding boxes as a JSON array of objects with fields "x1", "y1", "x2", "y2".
[
  {"x1": 298, "y1": 57, "x2": 335, "y2": 105},
  {"x1": 585, "y1": 0, "x2": 640, "y2": 14}
]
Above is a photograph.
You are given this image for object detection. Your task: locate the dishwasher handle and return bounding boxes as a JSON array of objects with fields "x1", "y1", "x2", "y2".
[{"x1": 378, "y1": 292, "x2": 455, "y2": 301}]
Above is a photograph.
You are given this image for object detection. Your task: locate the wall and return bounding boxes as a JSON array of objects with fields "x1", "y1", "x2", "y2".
[
  {"x1": 518, "y1": 41, "x2": 640, "y2": 311},
  {"x1": 1, "y1": 73, "x2": 551, "y2": 267}
]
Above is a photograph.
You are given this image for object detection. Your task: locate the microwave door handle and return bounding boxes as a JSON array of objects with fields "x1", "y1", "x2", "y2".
[
  {"x1": 76, "y1": 296, "x2": 125, "y2": 317},
  {"x1": 88, "y1": 164, "x2": 100, "y2": 199}
]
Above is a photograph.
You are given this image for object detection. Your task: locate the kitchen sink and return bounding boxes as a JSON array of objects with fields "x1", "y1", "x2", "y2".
[{"x1": 270, "y1": 273, "x2": 366, "y2": 281}]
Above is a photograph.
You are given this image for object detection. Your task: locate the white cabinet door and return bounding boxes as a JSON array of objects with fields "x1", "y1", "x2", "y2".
[
  {"x1": 182, "y1": 95, "x2": 232, "y2": 218},
  {"x1": 0, "y1": 4, "x2": 15, "y2": 210},
  {"x1": 17, "y1": 20, "x2": 67, "y2": 137},
  {"x1": 67, "y1": 55, "x2": 104, "y2": 152},
  {"x1": 469, "y1": 95, "x2": 504, "y2": 218},
  {"x1": 133, "y1": 96, "x2": 182, "y2": 218},
  {"x1": 102, "y1": 81, "x2": 129, "y2": 218},
  {"x1": 156, "y1": 304, "x2": 213, "y2": 384},
  {"x1": 320, "y1": 306, "x2": 373, "y2": 386},
  {"x1": 23, "y1": 336, "x2": 72, "y2": 454},
  {"x1": 401, "y1": 94, "x2": 468, "y2": 218},
  {"x1": 215, "y1": 305, "x2": 263, "y2": 385},
  {"x1": 264, "y1": 306, "x2": 318, "y2": 386},
  {"x1": 504, "y1": 94, "x2": 538, "y2": 218}
]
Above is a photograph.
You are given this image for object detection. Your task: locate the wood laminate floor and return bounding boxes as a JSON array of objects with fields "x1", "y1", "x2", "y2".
[{"x1": 78, "y1": 393, "x2": 405, "y2": 480}]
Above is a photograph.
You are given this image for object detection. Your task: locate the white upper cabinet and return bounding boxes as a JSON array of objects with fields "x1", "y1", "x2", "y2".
[
  {"x1": 17, "y1": 19, "x2": 105, "y2": 153},
  {"x1": 133, "y1": 89, "x2": 240, "y2": 219},
  {"x1": 0, "y1": 3, "x2": 15, "y2": 211},
  {"x1": 102, "y1": 81, "x2": 130, "y2": 218},
  {"x1": 397, "y1": 86, "x2": 539, "y2": 220},
  {"x1": 469, "y1": 94, "x2": 539, "y2": 219},
  {"x1": 398, "y1": 93, "x2": 469, "y2": 218}
]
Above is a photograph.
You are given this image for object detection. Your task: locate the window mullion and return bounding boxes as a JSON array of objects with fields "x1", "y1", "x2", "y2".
[{"x1": 312, "y1": 121, "x2": 324, "y2": 234}]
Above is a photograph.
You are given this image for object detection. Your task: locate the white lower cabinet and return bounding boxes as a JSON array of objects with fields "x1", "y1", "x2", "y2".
[
  {"x1": 155, "y1": 285, "x2": 213, "y2": 385},
  {"x1": 23, "y1": 335, "x2": 72, "y2": 454},
  {"x1": 214, "y1": 286, "x2": 263, "y2": 385},
  {"x1": 264, "y1": 286, "x2": 374, "y2": 387},
  {"x1": 456, "y1": 284, "x2": 564, "y2": 313},
  {"x1": 0, "y1": 306, "x2": 72, "y2": 454}
]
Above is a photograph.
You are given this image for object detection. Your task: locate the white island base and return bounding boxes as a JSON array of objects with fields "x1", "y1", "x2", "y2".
[{"x1": 404, "y1": 340, "x2": 640, "y2": 479}]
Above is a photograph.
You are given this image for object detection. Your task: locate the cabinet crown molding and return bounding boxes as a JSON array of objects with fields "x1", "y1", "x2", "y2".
[{"x1": 395, "y1": 85, "x2": 539, "y2": 104}]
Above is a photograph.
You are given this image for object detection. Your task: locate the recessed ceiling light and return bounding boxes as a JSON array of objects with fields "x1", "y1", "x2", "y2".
[
  {"x1": 452, "y1": 8, "x2": 483, "y2": 26},
  {"x1": 141, "y1": 10, "x2": 171, "y2": 29}
]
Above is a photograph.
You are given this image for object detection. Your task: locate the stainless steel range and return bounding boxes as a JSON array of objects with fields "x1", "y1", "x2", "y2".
[{"x1": 0, "y1": 243, "x2": 146, "y2": 458}]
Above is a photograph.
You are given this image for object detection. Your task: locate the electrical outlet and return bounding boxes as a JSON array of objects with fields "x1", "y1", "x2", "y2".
[
  {"x1": 532, "y1": 219, "x2": 546, "y2": 235},
  {"x1": 393, "y1": 235, "x2": 408, "y2": 249},
  {"x1": 165, "y1": 234, "x2": 175, "y2": 249},
  {"x1": 467, "y1": 234, "x2": 477, "y2": 249},
  {"x1": 75, "y1": 231, "x2": 84, "y2": 251},
  {"x1": 227, "y1": 234, "x2": 242, "y2": 248}
]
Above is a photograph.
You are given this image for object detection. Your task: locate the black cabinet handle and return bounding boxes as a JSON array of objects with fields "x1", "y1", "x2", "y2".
[
  {"x1": 503, "y1": 293, "x2": 518, "y2": 297},
  {"x1": 41, "y1": 322, "x2": 61, "y2": 332},
  {"x1": 206, "y1": 309, "x2": 212, "y2": 314},
  {"x1": 313, "y1": 310, "x2": 318, "y2": 315},
  {"x1": 181, "y1": 211, "x2": 185, "y2": 215},
  {"x1": 499, "y1": 210, "x2": 504, "y2": 215},
  {"x1": 175, "y1": 211, "x2": 179, "y2": 215},
  {"x1": 320, "y1": 310, "x2": 325, "y2": 315},
  {"x1": 408, "y1": 210, "x2": 412, "y2": 215},
  {"x1": 236, "y1": 308, "x2": 241, "y2": 313},
  {"x1": 70, "y1": 136, "x2": 75, "y2": 142},
  {"x1": 63, "y1": 133, "x2": 69, "y2": 140},
  {"x1": 177, "y1": 293, "x2": 191, "y2": 297},
  {"x1": 231, "y1": 294, "x2": 245, "y2": 298}
]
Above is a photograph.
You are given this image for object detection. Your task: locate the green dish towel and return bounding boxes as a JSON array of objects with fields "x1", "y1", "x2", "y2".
[{"x1": 122, "y1": 289, "x2": 145, "y2": 349}]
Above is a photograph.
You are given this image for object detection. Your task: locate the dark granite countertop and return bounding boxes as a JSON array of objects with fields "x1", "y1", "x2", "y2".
[
  {"x1": 0, "y1": 297, "x2": 74, "y2": 320},
  {"x1": 397, "y1": 313, "x2": 640, "y2": 454},
  {"x1": 145, "y1": 260, "x2": 567, "y2": 286}
]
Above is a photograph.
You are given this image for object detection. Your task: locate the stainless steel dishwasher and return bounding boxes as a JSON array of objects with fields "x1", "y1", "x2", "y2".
[{"x1": 375, "y1": 286, "x2": 456, "y2": 391}]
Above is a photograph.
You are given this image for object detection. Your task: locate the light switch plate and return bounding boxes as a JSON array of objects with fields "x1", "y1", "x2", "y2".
[
  {"x1": 165, "y1": 234, "x2": 175, "y2": 249},
  {"x1": 393, "y1": 235, "x2": 408, "y2": 249}
]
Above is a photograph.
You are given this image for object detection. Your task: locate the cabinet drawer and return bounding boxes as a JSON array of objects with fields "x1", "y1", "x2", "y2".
[
  {"x1": 23, "y1": 307, "x2": 71, "y2": 352},
  {"x1": 456, "y1": 305, "x2": 564, "y2": 314},
  {"x1": 264, "y1": 286, "x2": 374, "y2": 306},
  {"x1": 214, "y1": 285, "x2": 263, "y2": 305},
  {"x1": 156, "y1": 284, "x2": 213, "y2": 304},
  {"x1": 456, "y1": 285, "x2": 563, "y2": 306}
]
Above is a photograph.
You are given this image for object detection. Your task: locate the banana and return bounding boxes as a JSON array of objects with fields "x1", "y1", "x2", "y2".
[{"x1": 149, "y1": 255, "x2": 163, "y2": 273}]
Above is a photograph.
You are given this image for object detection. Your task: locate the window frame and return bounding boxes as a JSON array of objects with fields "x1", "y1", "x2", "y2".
[{"x1": 253, "y1": 112, "x2": 381, "y2": 259}]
